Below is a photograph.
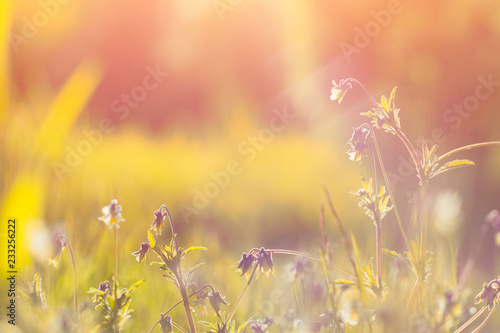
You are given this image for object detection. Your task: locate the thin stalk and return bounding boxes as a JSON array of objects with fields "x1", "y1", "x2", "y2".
[
  {"x1": 174, "y1": 268, "x2": 197, "y2": 333},
  {"x1": 161, "y1": 205, "x2": 178, "y2": 250},
  {"x1": 420, "y1": 179, "x2": 429, "y2": 257},
  {"x1": 375, "y1": 219, "x2": 382, "y2": 289},
  {"x1": 458, "y1": 221, "x2": 490, "y2": 289},
  {"x1": 470, "y1": 300, "x2": 499, "y2": 333},
  {"x1": 345, "y1": 78, "x2": 381, "y2": 109},
  {"x1": 368, "y1": 143, "x2": 378, "y2": 194},
  {"x1": 318, "y1": 249, "x2": 341, "y2": 332},
  {"x1": 394, "y1": 128, "x2": 422, "y2": 179},
  {"x1": 301, "y1": 277, "x2": 306, "y2": 312},
  {"x1": 267, "y1": 249, "x2": 356, "y2": 278},
  {"x1": 173, "y1": 321, "x2": 189, "y2": 333},
  {"x1": 113, "y1": 225, "x2": 118, "y2": 303},
  {"x1": 407, "y1": 279, "x2": 420, "y2": 308},
  {"x1": 361, "y1": 124, "x2": 411, "y2": 252},
  {"x1": 319, "y1": 201, "x2": 331, "y2": 263},
  {"x1": 321, "y1": 185, "x2": 358, "y2": 272},
  {"x1": 438, "y1": 142, "x2": 500, "y2": 162},
  {"x1": 453, "y1": 306, "x2": 488, "y2": 333},
  {"x1": 224, "y1": 259, "x2": 260, "y2": 326},
  {"x1": 59, "y1": 235, "x2": 78, "y2": 322},
  {"x1": 148, "y1": 285, "x2": 215, "y2": 333},
  {"x1": 292, "y1": 282, "x2": 303, "y2": 317}
]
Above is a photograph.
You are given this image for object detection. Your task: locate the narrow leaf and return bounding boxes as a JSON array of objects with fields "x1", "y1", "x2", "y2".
[
  {"x1": 334, "y1": 279, "x2": 357, "y2": 286},
  {"x1": 382, "y1": 248, "x2": 401, "y2": 258},
  {"x1": 432, "y1": 159, "x2": 475, "y2": 178},
  {"x1": 147, "y1": 230, "x2": 156, "y2": 248},
  {"x1": 350, "y1": 232, "x2": 367, "y2": 305},
  {"x1": 184, "y1": 246, "x2": 208, "y2": 256}
]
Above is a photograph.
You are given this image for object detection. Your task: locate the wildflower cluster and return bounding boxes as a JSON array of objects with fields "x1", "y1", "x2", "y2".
[
  {"x1": 330, "y1": 77, "x2": 500, "y2": 332},
  {"x1": 21, "y1": 78, "x2": 500, "y2": 333}
]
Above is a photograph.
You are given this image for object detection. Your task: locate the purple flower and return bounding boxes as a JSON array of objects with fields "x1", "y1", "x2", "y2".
[
  {"x1": 151, "y1": 208, "x2": 167, "y2": 235},
  {"x1": 258, "y1": 248, "x2": 274, "y2": 277},
  {"x1": 346, "y1": 126, "x2": 370, "y2": 162},
  {"x1": 48, "y1": 237, "x2": 67, "y2": 268},
  {"x1": 330, "y1": 79, "x2": 352, "y2": 103},
  {"x1": 208, "y1": 291, "x2": 228, "y2": 313},
  {"x1": 132, "y1": 241, "x2": 151, "y2": 263},
  {"x1": 190, "y1": 293, "x2": 207, "y2": 317},
  {"x1": 98, "y1": 281, "x2": 110, "y2": 293},
  {"x1": 159, "y1": 313, "x2": 173, "y2": 333},
  {"x1": 250, "y1": 323, "x2": 265, "y2": 333},
  {"x1": 236, "y1": 253, "x2": 256, "y2": 278},
  {"x1": 474, "y1": 279, "x2": 500, "y2": 309},
  {"x1": 318, "y1": 309, "x2": 335, "y2": 327},
  {"x1": 287, "y1": 258, "x2": 311, "y2": 281},
  {"x1": 251, "y1": 317, "x2": 274, "y2": 333},
  {"x1": 98, "y1": 199, "x2": 125, "y2": 228}
]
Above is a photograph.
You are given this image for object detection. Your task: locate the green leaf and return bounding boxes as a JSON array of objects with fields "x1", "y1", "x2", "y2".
[
  {"x1": 432, "y1": 159, "x2": 475, "y2": 178},
  {"x1": 184, "y1": 246, "x2": 207, "y2": 256},
  {"x1": 334, "y1": 279, "x2": 357, "y2": 286},
  {"x1": 237, "y1": 318, "x2": 256, "y2": 333},
  {"x1": 382, "y1": 248, "x2": 401, "y2": 259},
  {"x1": 147, "y1": 230, "x2": 156, "y2": 248},
  {"x1": 350, "y1": 232, "x2": 367, "y2": 305},
  {"x1": 125, "y1": 279, "x2": 145, "y2": 296},
  {"x1": 149, "y1": 261, "x2": 164, "y2": 266},
  {"x1": 186, "y1": 262, "x2": 205, "y2": 281},
  {"x1": 381, "y1": 95, "x2": 388, "y2": 112},
  {"x1": 107, "y1": 294, "x2": 115, "y2": 308},
  {"x1": 362, "y1": 263, "x2": 375, "y2": 281}
]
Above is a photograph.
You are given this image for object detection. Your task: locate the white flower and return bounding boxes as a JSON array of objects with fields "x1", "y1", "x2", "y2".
[
  {"x1": 99, "y1": 199, "x2": 125, "y2": 228},
  {"x1": 330, "y1": 79, "x2": 352, "y2": 103}
]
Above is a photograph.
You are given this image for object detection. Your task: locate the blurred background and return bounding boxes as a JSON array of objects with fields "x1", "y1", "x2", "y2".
[{"x1": 1, "y1": 0, "x2": 500, "y2": 331}]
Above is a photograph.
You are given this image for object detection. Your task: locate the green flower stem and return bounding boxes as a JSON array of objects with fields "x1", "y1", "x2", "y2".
[
  {"x1": 224, "y1": 259, "x2": 260, "y2": 327},
  {"x1": 318, "y1": 249, "x2": 342, "y2": 333},
  {"x1": 173, "y1": 264, "x2": 197, "y2": 333},
  {"x1": 148, "y1": 285, "x2": 215, "y2": 333},
  {"x1": 438, "y1": 141, "x2": 500, "y2": 162},
  {"x1": 453, "y1": 305, "x2": 488, "y2": 333},
  {"x1": 470, "y1": 300, "x2": 499, "y2": 333},
  {"x1": 172, "y1": 321, "x2": 189, "y2": 333},
  {"x1": 345, "y1": 78, "x2": 381, "y2": 110},
  {"x1": 321, "y1": 185, "x2": 358, "y2": 274},
  {"x1": 161, "y1": 205, "x2": 178, "y2": 250},
  {"x1": 374, "y1": 218, "x2": 382, "y2": 289},
  {"x1": 292, "y1": 281, "x2": 303, "y2": 317},
  {"x1": 407, "y1": 279, "x2": 420, "y2": 309},
  {"x1": 420, "y1": 178, "x2": 429, "y2": 257},
  {"x1": 361, "y1": 124, "x2": 411, "y2": 252},
  {"x1": 368, "y1": 144, "x2": 378, "y2": 194},
  {"x1": 113, "y1": 225, "x2": 118, "y2": 305},
  {"x1": 58, "y1": 235, "x2": 78, "y2": 322},
  {"x1": 394, "y1": 128, "x2": 422, "y2": 178}
]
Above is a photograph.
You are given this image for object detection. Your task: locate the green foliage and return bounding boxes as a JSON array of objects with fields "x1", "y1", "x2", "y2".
[{"x1": 88, "y1": 279, "x2": 144, "y2": 332}]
